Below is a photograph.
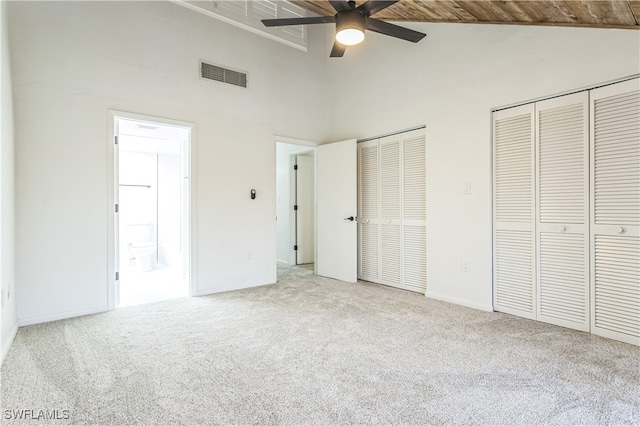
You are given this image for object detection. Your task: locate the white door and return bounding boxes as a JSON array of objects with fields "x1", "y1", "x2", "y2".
[
  {"x1": 401, "y1": 129, "x2": 427, "y2": 293},
  {"x1": 379, "y1": 134, "x2": 402, "y2": 288},
  {"x1": 493, "y1": 104, "x2": 536, "y2": 320},
  {"x1": 590, "y1": 78, "x2": 640, "y2": 345},
  {"x1": 296, "y1": 155, "x2": 314, "y2": 264},
  {"x1": 317, "y1": 139, "x2": 357, "y2": 282},
  {"x1": 535, "y1": 92, "x2": 590, "y2": 332},
  {"x1": 358, "y1": 140, "x2": 379, "y2": 282}
]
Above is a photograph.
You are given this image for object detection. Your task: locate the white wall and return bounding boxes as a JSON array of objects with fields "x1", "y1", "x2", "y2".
[
  {"x1": 1, "y1": 0, "x2": 17, "y2": 362},
  {"x1": 7, "y1": 0, "x2": 640, "y2": 327},
  {"x1": 157, "y1": 153, "x2": 182, "y2": 263},
  {"x1": 9, "y1": 1, "x2": 329, "y2": 324},
  {"x1": 325, "y1": 23, "x2": 640, "y2": 310}
]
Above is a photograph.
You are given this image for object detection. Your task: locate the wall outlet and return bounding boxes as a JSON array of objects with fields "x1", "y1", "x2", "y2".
[
  {"x1": 247, "y1": 251, "x2": 253, "y2": 261},
  {"x1": 461, "y1": 259, "x2": 471, "y2": 273}
]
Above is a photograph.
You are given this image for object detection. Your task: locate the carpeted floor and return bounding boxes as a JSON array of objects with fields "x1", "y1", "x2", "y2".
[{"x1": 2, "y1": 264, "x2": 639, "y2": 425}]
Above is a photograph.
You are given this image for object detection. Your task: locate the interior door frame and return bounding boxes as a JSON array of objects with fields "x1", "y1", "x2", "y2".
[
  {"x1": 107, "y1": 110, "x2": 197, "y2": 310},
  {"x1": 274, "y1": 136, "x2": 318, "y2": 274}
]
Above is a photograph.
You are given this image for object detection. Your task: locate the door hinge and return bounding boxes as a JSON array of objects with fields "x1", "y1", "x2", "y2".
[
  {"x1": 294, "y1": 245, "x2": 298, "y2": 251},
  {"x1": 294, "y1": 164, "x2": 298, "y2": 170},
  {"x1": 115, "y1": 136, "x2": 119, "y2": 145},
  {"x1": 115, "y1": 272, "x2": 119, "y2": 281},
  {"x1": 294, "y1": 205, "x2": 298, "y2": 211},
  {"x1": 115, "y1": 203, "x2": 119, "y2": 213}
]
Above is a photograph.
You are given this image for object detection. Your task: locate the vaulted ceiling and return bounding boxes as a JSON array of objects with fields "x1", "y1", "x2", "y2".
[{"x1": 293, "y1": 1, "x2": 640, "y2": 30}]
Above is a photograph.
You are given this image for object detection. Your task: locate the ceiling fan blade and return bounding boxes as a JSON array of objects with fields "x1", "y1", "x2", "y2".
[
  {"x1": 262, "y1": 16, "x2": 335, "y2": 27},
  {"x1": 328, "y1": 0, "x2": 351, "y2": 12},
  {"x1": 357, "y1": 0, "x2": 398, "y2": 16},
  {"x1": 365, "y1": 18, "x2": 426, "y2": 43},
  {"x1": 330, "y1": 41, "x2": 347, "y2": 57}
]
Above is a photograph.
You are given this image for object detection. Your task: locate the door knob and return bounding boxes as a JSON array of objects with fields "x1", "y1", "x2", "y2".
[
  {"x1": 560, "y1": 226, "x2": 567, "y2": 232},
  {"x1": 617, "y1": 227, "x2": 625, "y2": 234},
  {"x1": 344, "y1": 216, "x2": 356, "y2": 222}
]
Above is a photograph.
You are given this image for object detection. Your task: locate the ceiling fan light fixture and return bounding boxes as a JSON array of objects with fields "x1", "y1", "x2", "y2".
[
  {"x1": 335, "y1": 10, "x2": 366, "y2": 46},
  {"x1": 336, "y1": 28, "x2": 364, "y2": 46}
]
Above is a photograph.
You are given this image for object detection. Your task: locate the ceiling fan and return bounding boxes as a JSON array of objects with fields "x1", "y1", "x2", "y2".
[{"x1": 262, "y1": 0, "x2": 426, "y2": 57}]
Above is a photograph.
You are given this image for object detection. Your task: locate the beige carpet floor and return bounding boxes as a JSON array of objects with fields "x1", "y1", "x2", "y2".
[{"x1": 1, "y1": 264, "x2": 639, "y2": 425}]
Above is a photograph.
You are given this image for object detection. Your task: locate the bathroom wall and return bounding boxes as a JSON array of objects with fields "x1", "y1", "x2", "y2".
[
  {"x1": 118, "y1": 150, "x2": 158, "y2": 266},
  {"x1": 157, "y1": 153, "x2": 182, "y2": 267}
]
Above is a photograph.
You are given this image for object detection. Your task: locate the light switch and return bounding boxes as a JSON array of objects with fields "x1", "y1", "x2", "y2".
[{"x1": 462, "y1": 182, "x2": 471, "y2": 195}]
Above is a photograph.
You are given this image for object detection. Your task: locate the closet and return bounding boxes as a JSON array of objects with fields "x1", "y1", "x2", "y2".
[
  {"x1": 493, "y1": 78, "x2": 639, "y2": 345},
  {"x1": 358, "y1": 128, "x2": 427, "y2": 293}
]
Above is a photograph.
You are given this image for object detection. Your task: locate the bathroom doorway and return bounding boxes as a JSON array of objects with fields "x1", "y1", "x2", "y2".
[{"x1": 112, "y1": 115, "x2": 192, "y2": 307}]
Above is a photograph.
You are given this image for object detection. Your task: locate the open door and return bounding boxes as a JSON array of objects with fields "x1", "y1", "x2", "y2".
[{"x1": 316, "y1": 139, "x2": 357, "y2": 282}]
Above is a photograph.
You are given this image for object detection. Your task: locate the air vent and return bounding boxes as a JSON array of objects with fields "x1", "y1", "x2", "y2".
[{"x1": 201, "y1": 61, "x2": 248, "y2": 88}]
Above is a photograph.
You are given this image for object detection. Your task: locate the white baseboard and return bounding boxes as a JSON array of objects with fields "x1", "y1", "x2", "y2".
[
  {"x1": 194, "y1": 280, "x2": 276, "y2": 297},
  {"x1": 1, "y1": 320, "x2": 19, "y2": 366},
  {"x1": 425, "y1": 291, "x2": 494, "y2": 313},
  {"x1": 18, "y1": 305, "x2": 110, "y2": 327},
  {"x1": 276, "y1": 259, "x2": 289, "y2": 264}
]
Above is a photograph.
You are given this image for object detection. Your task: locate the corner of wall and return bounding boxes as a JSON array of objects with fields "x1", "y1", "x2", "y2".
[
  {"x1": 1, "y1": 319, "x2": 18, "y2": 365},
  {"x1": 0, "y1": 0, "x2": 19, "y2": 364}
]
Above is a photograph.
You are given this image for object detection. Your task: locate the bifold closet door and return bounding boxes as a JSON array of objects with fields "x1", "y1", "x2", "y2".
[
  {"x1": 379, "y1": 134, "x2": 402, "y2": 288},
  {"x1": 590, "y1": 79, "x2": 640, "y2": 345},
  {"x1": 358, "y1": 140, "x2": 379, "y2": 282},
  {"x1": 357, "y1": 128, "x2": 426, "y2": 293},
  {"x1": 535, "y1": 92, "x2": 590, "y2": 331},
  {"x1": 493, "y1": 104, "x2": 536, "y2": 320},
  {"x1": 401, "y1": 129, "x2": 427, "y2": 293}
]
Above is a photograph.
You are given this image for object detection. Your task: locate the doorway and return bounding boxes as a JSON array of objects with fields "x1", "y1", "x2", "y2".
[
  {"x1": 276, "y1": 142, "x2": 316, "y2": 270},
  {"x1": 112, "y1": 114, "x2": 192, "y2": 307}
]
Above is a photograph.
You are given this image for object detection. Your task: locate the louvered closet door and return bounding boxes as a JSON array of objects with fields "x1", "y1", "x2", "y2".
[
  {"x1": 379, "y1": 135, "x2": 402, "y2": 288},
  {"x1": 535, "y1": 92, "x2": 590, "y2": 331},
  {"x1": 358, "y1": 140, "x2": 379, "y2": 282},
  {"x1": 402, "y1": 129, "x2": 427, "y2": 293},
  {"x1": 590, "y1": 78, "x2": 640, "y2": 346},
  {"x1": 493, "y1": 104, "x2": 536, "y2": 319}
]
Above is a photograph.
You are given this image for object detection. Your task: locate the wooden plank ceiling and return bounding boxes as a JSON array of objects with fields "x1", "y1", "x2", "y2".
[{"x1": 292, "y1": 1, "x2": 640, "y2": 29}]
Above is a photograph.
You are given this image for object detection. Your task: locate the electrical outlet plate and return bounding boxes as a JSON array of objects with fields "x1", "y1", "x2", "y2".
[{"x1": 461, "y1": 259, "x2": 471, "y2": 273}]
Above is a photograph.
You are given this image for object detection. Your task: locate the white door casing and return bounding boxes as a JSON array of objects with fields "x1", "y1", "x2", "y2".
[
  {"x1": 317, "y1": 139, "x2": 357, "y2": 283},
  {"x1": 114, "y1": 123, "x2": 121, "y2": 306}
]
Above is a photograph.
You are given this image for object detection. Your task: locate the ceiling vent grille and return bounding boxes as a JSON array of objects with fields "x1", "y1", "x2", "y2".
[{"x1": 201, "y1": 62, "x2": 247, "y2": 88}]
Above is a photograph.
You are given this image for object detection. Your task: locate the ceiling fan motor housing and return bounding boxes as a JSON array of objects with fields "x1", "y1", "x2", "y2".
[{"x1": 336, "y1": 9, "x2": 366, "y2": 35}]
